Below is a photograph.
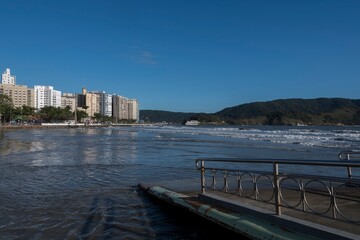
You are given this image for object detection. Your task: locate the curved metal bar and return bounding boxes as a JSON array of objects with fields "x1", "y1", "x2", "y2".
[
  {"x1": 203, "y1": 169, "x2": 217, "y2": 189},
  {"x1": 255, "y1": 174, "x2": 274, "y2": 202},
  {"x1": 239, "y1": 172, "x2": 256, "y2": 198},
  {"x1": 303, "y1": 179, "x2": 332, "y2": 215},
  {"x1": 225, "y1": 171, "x2": 241, "y2": 194},
  {"x1": 333, "y1": 183, "x2": 360, "y2": 223},
  {"x1": 279, "y1": 176, "x2": 303, "y2": 209}
]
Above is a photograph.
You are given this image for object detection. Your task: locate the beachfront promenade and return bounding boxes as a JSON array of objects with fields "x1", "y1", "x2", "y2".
[{"x1": 141, "y1": 154, "x2": 360, "y2": 239}]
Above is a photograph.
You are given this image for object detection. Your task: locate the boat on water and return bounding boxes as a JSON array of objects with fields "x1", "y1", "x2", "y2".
[{"x1": 185, "y1": 120, "x2": 200, "y2": 126}]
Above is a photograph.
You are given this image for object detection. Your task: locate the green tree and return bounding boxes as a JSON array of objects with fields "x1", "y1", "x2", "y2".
[
  {"x1": 11, "y1": 105, "x2": 38, "y2": 123},
  {"x1": 353, "y1": 111, "x2": 360, "y2": 125},
  {"x1": 93, "y1": 113, "x2": 102, "y2": 122},
  {"x1": 38, "y1": 106, "x2": 56, "y2": 122},
  {"x1": 118, "y1": 118, "x2": 136, "y2": 124},
  {"x1": 76, "y1": 110, "x2": 88, "y2": 122},
  {"x1": 21, "y1": 105, "x2": 36, "y2": 116},
  {"x1": 93, "y1": 113, "x2": 114, "y2": 123},
  {"x1": 38, "y1": 106, "x2": 73, "y2": 123},
  {"x1": 0, "y1": 94, "x2": 14, "y2": 123},
  {"x1": 266, "y1": 111, "x2": 284, "y2": 125}
]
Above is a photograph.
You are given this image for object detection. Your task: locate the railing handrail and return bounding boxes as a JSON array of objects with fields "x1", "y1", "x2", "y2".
[
  {"x1": 196, "y1": 158, "x2": 360, "y2": 168},
  {"x1": 338, "y1": 151, "x2": 360, "y2": 160},
  {"x1": 195, "y1": 157, "x2": 360, "y2": 223}
]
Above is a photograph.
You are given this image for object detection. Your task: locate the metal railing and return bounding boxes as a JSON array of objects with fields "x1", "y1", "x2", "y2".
[
  {"x1": 195, "y1": 158, "x2": 360, "y2": 223},
  {"x1": 338, "y1": 151, "x2": 360, "y2": 180}
]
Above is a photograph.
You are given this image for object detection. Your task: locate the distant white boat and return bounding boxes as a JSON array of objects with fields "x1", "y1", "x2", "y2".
[{"x1": 185, "y1": 120, "x2": 200, "y2": 126}]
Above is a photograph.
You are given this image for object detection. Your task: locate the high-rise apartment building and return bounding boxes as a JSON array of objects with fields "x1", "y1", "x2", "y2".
[
  {"x1": 127, "y1": 99, "x2": 139, "y2": 122},
  {"x1": 0, "y1": 84, "x2": 34, "y2": 107},
  {"x1": 34, "y1": 85, "x2": 61, "y2": 109},
  {"x1": 0, "y1": 68, "x2": 34, "y2": 108},
  {"x1": 112, "y1": 96, "x2": 139, "y2": 122},
  {"x1": 101, "y1": 92, "x2": 112, "y2": 117},
  {"x1": 2, "y1": 68, "x2": 16, "y2": 85},
  {"x1": 113, "y1": 95, "x2": 129, "y2": 121},
  {"x1": 0, "y1": 69, "x2": 140, "y2": 119},
  {"x1": 53, "y1": 90, "x2": 61, "y2": 108},
  {"x1": 61, "y1": 93, "x2": 77, "y2": 111},
  {"x1": 79, "y1": 88, "x2": 100, "y2": 117}
]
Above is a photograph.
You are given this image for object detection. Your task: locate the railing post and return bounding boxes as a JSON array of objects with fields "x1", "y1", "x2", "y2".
[
  {"x1": 339, "y1": 152, "x2": 353, "y2": 181},
  {"x1": 200, "y1": 160, "x2": 205, "y2": 194},
  {"x1": 273, "y1": 162, "x2": 281, "y2": 215},
  {"x1": 346, "y1": 154, "x2": 352, "y2": 181}
]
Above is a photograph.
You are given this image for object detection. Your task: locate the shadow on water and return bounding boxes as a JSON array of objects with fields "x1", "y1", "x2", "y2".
[
  {"x1": 80, "y1": 196, "x2": 99, "y2": 239},
  {"x1": 103, "y1": 197, "x2": 116, "y2": 240},
  {"x1": 77, "y1": 188, "x2": 247, "y2": 239},
  {"x1": 80, "y1": 196, "x2": 117, "y2": 240}
]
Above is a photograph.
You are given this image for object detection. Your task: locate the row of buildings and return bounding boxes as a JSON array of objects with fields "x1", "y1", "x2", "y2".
[{"x1": 0, "y1": 68, "x2": 139, "y2": 122}]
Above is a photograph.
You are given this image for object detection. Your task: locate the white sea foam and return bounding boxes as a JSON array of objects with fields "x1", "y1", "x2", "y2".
[{"x1": 139, "y1": 125, "x2": 360, "y2": 150}]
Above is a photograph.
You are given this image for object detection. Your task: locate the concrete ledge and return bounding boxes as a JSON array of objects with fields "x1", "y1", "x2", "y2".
[
  {"x1": 139, "y1": 184, "x2": 335, "y2": 240},
  {"x1": 199, "y1": 193, "x2": 359, "y2": 240}
]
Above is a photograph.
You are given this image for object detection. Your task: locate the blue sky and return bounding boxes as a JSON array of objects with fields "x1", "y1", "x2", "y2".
[{"x1": 0, "y1": 0, "x2": 359, "y2": 113}]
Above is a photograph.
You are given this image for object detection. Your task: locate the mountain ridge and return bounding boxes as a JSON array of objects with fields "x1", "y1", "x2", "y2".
[{"x1": 140, "y1": 98, "x2": 360, "y2": 125}]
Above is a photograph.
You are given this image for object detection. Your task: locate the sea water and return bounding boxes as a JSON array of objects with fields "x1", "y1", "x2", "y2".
[{"x1": 0, "y1": 125, "x2": 359, "y2": 239}]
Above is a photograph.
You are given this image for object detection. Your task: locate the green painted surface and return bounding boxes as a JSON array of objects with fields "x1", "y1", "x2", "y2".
[{"x1": 147, "y1": 186, "x2": 321, "y2": 240}]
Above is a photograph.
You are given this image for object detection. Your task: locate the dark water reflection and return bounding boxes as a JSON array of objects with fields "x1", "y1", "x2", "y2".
[{"x1": 0, "y1": 126, "x2": 351, "y2": 239}]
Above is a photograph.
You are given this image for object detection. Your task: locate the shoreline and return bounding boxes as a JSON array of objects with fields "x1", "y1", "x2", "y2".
[
  {"x1": 0, "y1": 123, "x2": 154, "y2": 130},
  {"x1": 0, "y1": 123, "x2": 359, "y2": 130}
]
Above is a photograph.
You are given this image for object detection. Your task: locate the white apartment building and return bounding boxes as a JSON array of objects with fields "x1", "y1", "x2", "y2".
[
  {"x1": 101, "y1": 93, "x2": 112, "y2": 117},
  {"x1": 53, "y1": 90, "x2": 61, "y2": 108},
  {"x1": 2, "y1": 68, "x2": 16, "y2": 85},
  {"x1": 34, "y1": 85, "x2": 61, "y2": 109}
]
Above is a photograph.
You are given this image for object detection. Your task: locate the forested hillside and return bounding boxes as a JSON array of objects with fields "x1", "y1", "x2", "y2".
[
  {"x1": 139, "y1": 110, "x2": 196, "y2": 123},
  {"x1": 215, "y1": 98, "x2": 360, "y2": 125},
  {"x1": 140, "y1": 98, "x2": 360, "y2": 125}
]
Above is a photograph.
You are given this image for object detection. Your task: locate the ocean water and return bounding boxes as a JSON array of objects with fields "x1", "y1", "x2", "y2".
[{"x1": 0, "y1": 125, "x2": 359, "y2": 239}]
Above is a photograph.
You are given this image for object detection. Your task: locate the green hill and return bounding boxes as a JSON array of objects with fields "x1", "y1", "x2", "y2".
[
  {"x1": 139, "y1": 110, "x2": 197, "y2": 123},
  {"x1": 140, "y1": 98, "x2": 360, "y2": 125},
  {"x1": 215, "y1": 98, "x2": 360, "y2": 125}
]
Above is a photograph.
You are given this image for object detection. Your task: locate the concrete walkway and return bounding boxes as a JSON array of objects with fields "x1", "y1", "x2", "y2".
[
  {"x1": 139, "y1": 184, "x2": 360, "y2": 240},
  {"x1": 202, "y1": 188, "x2": 360, "y2": 236}
]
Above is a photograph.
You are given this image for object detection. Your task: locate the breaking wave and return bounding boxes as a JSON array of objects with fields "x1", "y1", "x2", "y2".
[{"x1": 134, "y1": 125, "x2": 360, "y2": 150}]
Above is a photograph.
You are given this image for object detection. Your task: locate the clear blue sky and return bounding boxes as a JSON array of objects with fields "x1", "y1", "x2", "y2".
[{"x1": 0, "y1": 0, "x2": 359, "y2": 113}]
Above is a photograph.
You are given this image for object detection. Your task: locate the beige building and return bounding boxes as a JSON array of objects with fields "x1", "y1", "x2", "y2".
[
  {"x1": 113, "y1": 95, "x2": 129, "y2": 121},
  {"x1": 79, "y1": 88, "x2": 139, "y2": 121},
  {"x1": 80, "y1": 88, "x2": 100, "y2": 117},
  {"x1": 113, "y1": 95, "x2": 139, "y2": 122},
  {"x1": 61, "y1": 93, "x2": 77, "y2": 111},
  {"x1": 0, "y1": 84, "x2": 34, "y2": 108},
  {"x1": 127, "y1": 99, "x2": 139, "y2": 121}
]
